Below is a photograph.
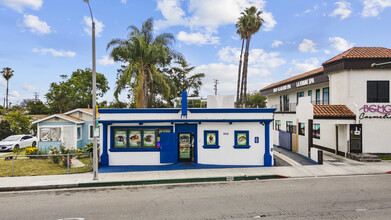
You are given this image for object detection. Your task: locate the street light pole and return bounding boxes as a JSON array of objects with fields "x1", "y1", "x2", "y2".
[{"x1": 84, "y1": 0, "x2": 98, "y2": 180}]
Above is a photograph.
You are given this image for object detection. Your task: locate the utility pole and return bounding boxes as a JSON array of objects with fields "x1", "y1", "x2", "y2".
[
  {"x1": 34, "y1": 92, "x2": 39, "y2": 101},
  {"x1": 213, "y1": 79, "x2": 219, "y2": 95}
]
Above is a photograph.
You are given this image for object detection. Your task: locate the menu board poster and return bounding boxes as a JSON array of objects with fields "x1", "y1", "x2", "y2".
[
  {"x1": 179, "y1": 134, "x2": 191, "y2": 159},
  {"x1": 114, "y1": 130, "x2": 126, "y2": 148},
  {"x1": 128, "y1": 130, "x2": 141, "y2": 148},
  {"x1": 206, "y1": 132, "x2": 217, "y2": 145},
  {"x1": 143, "y1": 130, "x2": 156, "y2": 147},
  {"x1": 236, "y1": 133, "x2": 247, "y2": 146}
]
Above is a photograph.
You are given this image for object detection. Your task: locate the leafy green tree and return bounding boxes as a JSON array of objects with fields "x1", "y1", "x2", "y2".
[
  {"x1": 165, "y1": 60, "x2": 205, "y2": 100},
  {"x1": 26, "y1": 100, "x2": 51, "y2": 115},
  {"x1": 107, "y1": 17, "x2": 182, "y2": 108},
  {"x1": 246, "y1": 91, "x2": 266, "y2": 108},
  {"x1": 0, "y1": 105, "x2": 4, "y2": 115},
  {"x1": 1, "y1": 67, "x2": 14, "y2": 109},
  {"x1": 236, "y1": 6, "x2": 264, "y2": 107},
  {"x1": 5, "y1": 111, "x2": 32, "y2": 134},
  {"x1": 0, "y1": 120, "x2": 14, "y2": 140},
  {"x1": 46, "y1": 68, "x2": 109, "y2": 113}
]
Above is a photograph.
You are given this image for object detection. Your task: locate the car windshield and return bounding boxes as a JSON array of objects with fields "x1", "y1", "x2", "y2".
[{"x1": 2, "y1": 136, "x2": 22, "y2": 141}]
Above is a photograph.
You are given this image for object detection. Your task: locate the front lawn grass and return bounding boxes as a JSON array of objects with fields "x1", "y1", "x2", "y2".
[
  {"x1": 379, "y1": 155, "x2": 391, "y2": 160},
  {"x1": 0, "y1": 157, "x2": 91, "y2": 177}
]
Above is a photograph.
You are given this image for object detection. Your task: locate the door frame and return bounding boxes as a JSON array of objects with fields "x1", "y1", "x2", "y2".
[{"x1": 175, "y1": 124, "x2": 198, "y2": 163}]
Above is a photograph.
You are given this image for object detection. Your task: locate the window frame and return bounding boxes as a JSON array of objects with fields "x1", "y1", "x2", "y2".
[
  {"x1": 88, "y1": 124, "x2": 100, "y2": 140},
  {"x1": 39, "y1": 127, "x2": 62, "y2": 142},
  {"x1": 233, "y1": 130, "x2": 250, "y2": 149},
  {"x1": 322, "y1": 87, "x2": 329, "y2": 105},
  {"x1": 313, "y1": 123, "x2": 320, "y2": 139},
  {"x1": 367, "y1": 81, "x2": 390, "y2": 103},
  {"x1": 286, "y1": 121, "x2": 294, "y2": 133},
  {"x1": 298, "y1": 123, "x2": 305, "y2": 136},
  {"x1": 316, "y1": 89, "x2": 321, "y2": 104},
  {"x1": 308, "y1": 90, "x2": 312, "y2": 103},
  {"x1": 203, "y1": 130, "x2": 220, "y2": 149},
  {"x1": 297, "y1": 91, "x2": 304, "y2": 104},
  {"x1": 275, "y1": 120, "x2": 281, "y2": 131},
  {"x1": 77, "y1": 126, "x2": 82, "y2": 141},
  {"x1": 110, "y1": 126, "x2": 173, "y2": 152}
]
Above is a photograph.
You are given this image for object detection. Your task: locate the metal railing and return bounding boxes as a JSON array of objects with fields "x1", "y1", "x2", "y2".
[{"x1": 0, "y1": 153, "x2": 92, "y2": 177}]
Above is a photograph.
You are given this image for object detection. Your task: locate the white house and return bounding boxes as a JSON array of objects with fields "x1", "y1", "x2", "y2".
[
  {"x1": 98, "y1": 93, "x2": 275, "y2": 166},
  {"x1": 260, "y1": 47, "x2": 391, "y2": 158}
]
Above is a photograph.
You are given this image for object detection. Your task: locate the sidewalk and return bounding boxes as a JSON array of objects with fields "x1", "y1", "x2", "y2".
[{"x1": 0, "y1": 159, "x2": 390, "y2": 191}]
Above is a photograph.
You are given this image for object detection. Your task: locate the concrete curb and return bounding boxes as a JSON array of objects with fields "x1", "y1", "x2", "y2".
[{"x1": 0, "y1": 175, "x2": 288, "y2": 192}]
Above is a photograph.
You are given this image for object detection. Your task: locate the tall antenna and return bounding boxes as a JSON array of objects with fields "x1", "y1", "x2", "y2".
[
  {"x1": 213, "y1": 79, "x2": 219, "y2": 95},
  {"x1": 34, "y1": 92, "x2": 39, "y2": 101}
]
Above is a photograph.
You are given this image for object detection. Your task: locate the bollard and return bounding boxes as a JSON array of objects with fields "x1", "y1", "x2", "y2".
[
  {"x1": 11, "y1": 156, "x2": 14, "y2": 177},
  {"x1": 67, "y1": 153, "x2": 70, "y2": 174},
  {"x1": 318, "y1": 150, "x2": 323, "y2": 165}
]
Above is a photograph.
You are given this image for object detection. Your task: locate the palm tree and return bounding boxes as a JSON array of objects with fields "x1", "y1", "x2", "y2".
[
  {"x1": 107, "y1": 18, "x2": 182, "y2": 108},
  {"x1": 236, "y1": 6, "x2": 264, "y2": 107},
  {"x1": 1, "y1": 67, "x2": 14, "y2": 109},
  {"x1": 235, "y1": 25, "x2": 246, "y2": 108}
]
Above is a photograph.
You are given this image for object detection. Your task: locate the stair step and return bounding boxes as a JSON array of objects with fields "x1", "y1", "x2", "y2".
[{"x1": 347, "y1": 153, "x2": 381, "y2": 162}]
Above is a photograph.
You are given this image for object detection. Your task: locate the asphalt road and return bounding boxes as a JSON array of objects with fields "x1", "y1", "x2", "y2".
[{"x1": 0, "y1": 175, "x2": 390, "y2": 220}]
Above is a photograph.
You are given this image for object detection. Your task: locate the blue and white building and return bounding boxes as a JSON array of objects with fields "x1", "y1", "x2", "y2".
[
  {"x1": 33, "y1": 108, "x2": 99, "y2": 151},
  {"x1": 98, "y1": 94, "x2": 275, "y2": 167}
]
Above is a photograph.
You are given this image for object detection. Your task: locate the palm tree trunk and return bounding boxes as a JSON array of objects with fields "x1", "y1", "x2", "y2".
[
  {"x1": 242, "y1": 37, "x2": 251, "y2": 107},
  {"x1": 6, "y1": 80, "x2": 9, "y2": 109},
  {"x1": 236, "y1": 39, "x2": 245, "y2": 108}
]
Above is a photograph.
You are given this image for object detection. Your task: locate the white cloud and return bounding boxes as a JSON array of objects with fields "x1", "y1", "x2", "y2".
[
  {"x1": 22, "y1": 84, "x2": 37, "y2": 91},
  {"x1": 329, "y1": 1, "x2": 352, "y2": 20},
  {"x1": 298, "y1": 39, "x2": 318, "y2": 53},
  {"x1": 83, "y1": 16, "x2": 104, "y2": 37},
  {"x1": 177, "y1": 31, "x2": 219, "y2": 45},
  {"x1": 324, "y1": 49, "x2": 331, "y2": 54},
  {"x1": 329, "y1": 36, "x2": 354, "y2": 52},
  {"x1": 97, "y1": 56, "x2": 115, "y2": 66},
  {"x1": 295, "y1": 5, "x2": 320, "y2": 16},
  {"x1": 33, "y1": 48, "x2": 76, "y2": 57},
  {"x1": 23, "y1": 14, "x2": 51, "y2": 35},
  {"x1": 0, "y1": 78, "x2": 6, "y2": 86},
  {"x1": 362, "y1": 0, "x2": 391, "y2": 17},
  {"x1": 156, "y1": 0, "x2": 277, "y2": 45},
  {"x1": 286, "y1": 58, "x2": 320, "y2": 76},
  {"x1": 121, "y1": 0, "x2": 127, "y2": 3},
  {"x1": 0, "y1": 0, "x2": 42, "y2": 12},
  {"x1": 271, "y1": 40, "x2": 283, "y2": 48},
  {"x1": 9, "y1": 90, "x2": 20, "y2": 98}
]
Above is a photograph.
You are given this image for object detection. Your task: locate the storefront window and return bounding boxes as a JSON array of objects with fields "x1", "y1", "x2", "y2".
[
  {"x1": 112, "y1": 127, "x2": 172, "y2": 150},
  {"x1": 367, "y1": 81, "x2": 389, "y2": 103},
  {"x1": 114, "y1": 129, "x2": 127, "y2": 148},
  {"x1": 286, "y1": 121, "x2": 294, "y2": 133},
  {"x1": 143, "y1": 130, "x2": 156, "y2": 148},
  {"x1": 234, "y1": 131, "x2": 250, "y2": 148},
  {"x1": 313, "y1": 124, "x2": 320, "y2": 139},
  {"x1": 316, "y1": 89, "x2": 320, "y2": 104},
  {"x1": 323, "y1": 87, "x2": 329, "y2": 104},
  {"x1": 128, "y1": 130, "x2": 142, "y2": 148},
  {"x1": 299, "y1": 123, "x2": 305, "y2": 136},
  {"x1": 40, "y1": 127, "x2": 61, "y2": 142},
  {"x1": 297, "y1": 92, "x2": 304, "y2": 104},
  {"x1": 308, "y1": 90, "x2": 312, "y2": 103},
  {"x1": 275, "y1": 120, "x2": 281, "y2": 131}
]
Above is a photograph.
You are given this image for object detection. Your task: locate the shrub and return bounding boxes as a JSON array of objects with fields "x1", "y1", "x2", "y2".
[
  {"x1": 84, "y1": 142, "x2": 99, "y2": 153},
  {"x1": 25, "y1": 146, "x2": 38, "y2": 155},
  {"x1": 49, "y1": 147, "x2": 61, "y2": 164}
]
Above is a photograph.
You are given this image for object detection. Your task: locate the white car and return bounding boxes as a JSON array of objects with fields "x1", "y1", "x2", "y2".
[{"x1": 0, "y1": 135, "x2": 38, "y2": 151}]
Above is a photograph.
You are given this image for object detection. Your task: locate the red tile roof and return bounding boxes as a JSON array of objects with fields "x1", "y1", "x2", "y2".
[
  {"x1": 323, "y1": 47, "x2": 391, "y2": 65},
  {"x1": 260, "y1": 67, "x2": 324, "y2": 91},
  {"x1": 313, "y1": 105, "x2": 355, "y2": 119}
]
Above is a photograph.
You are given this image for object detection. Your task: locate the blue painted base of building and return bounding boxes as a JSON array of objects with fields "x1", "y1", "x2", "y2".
[{"x1": 98, "y1": 163, "x2": 264, "y2": 173}]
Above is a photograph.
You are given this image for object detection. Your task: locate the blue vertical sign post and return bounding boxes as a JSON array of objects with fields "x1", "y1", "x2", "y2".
[{"x1": 181, "y1": 91, "x2": 187, "y2": 118}]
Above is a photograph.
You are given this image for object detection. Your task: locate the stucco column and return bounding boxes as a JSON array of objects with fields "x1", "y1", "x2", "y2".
[
  {"x1": 100, "y1": 123, "x2": 109, "y2": 166},
  {"x1": 264, "y1": 121, "x2": 273, "y2": 166}
]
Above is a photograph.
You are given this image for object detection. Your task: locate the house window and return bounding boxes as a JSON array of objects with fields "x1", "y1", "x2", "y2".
[
  {"x1": 78, "y1": 112, "x2": 83, "y2": 118},
  {"x1": 367, "y1": 81, "x2": 389, "y2": 103},
  {"x1": 89, "y1": 124, "x2": 100, "y2": 139},
  {"x1": 308, "y1": 90, "x2": 312, "y2": 103},
  {"x1": 299, "y1": 123, "x2": 305, "y2": 136},
  {"x1": 40, "y1": 127, "x2": 61, "y2": 142},
  {"x1": 286, "y1": 121, "x2": 294, "y2": 133},
  {"x1": 77, "y1": 126, "x2": 82, "y2": 140},
  {"x1": 316, "y1": 89, "x2": 320, "y2": 104},
  {"x1": 203, "y1": 130, "x2": 219, "y2": 148},
  {"x1": 234, "y1": 130, "x2": 250, "y2": 148},
  {"x1": 313, "y1": 124, "x2": 320, "y2": 139},
  {"x1": 275, "y1": 120, "x2": 281, "y2": 131},
  {"x1": 112, "y1": 127, "x2": 172, "y2": 150},
  {"x1": 283, "y1": 94, "x2": 289, "y2": 111},
  {"x1": 297, "y1": 92, "x2": 304, "y2": 104},
  {"x1": 323, "y1": 87, "x2": 329, "y2": 104}
]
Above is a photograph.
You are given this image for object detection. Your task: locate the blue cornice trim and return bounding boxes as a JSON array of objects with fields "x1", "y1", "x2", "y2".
[
  {"x1": 99, "y1": 119, "x2": 274, "y2": 125},
  {"x1": 188, "y1": 108, "x2": 276, "y2": 113},
  {"x1": 98, "y1": 109, "x2": 181, "y2": 114}
]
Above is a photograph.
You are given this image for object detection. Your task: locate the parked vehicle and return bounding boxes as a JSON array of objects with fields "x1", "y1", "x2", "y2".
[{"x1": 0, "y1": 135, "x2": 38, "y2": 151}]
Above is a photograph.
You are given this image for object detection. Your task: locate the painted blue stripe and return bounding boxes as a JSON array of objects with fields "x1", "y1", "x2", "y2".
[
  {"x1": 99, "y1": 119, "x2": 274, "y2": 125},
  {"x1": 188, "y1": 108, "x2": 276, "y2": 113},
  {"x1": 264, "y1": 122, "x2": 272, "y2": 167},
  {"x1": 99, "y1": 109, "x2": 181, "y2": 114},
  {"x1": 101, "y1": 124, "x2": 109, "y2": 166}
]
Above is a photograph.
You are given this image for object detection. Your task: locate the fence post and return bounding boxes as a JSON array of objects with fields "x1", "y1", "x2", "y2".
[
  {"x1": 67, "y1": 153, "x2": 70, "y2": 174},
  {"x1": 12, "y1": 156, "x2": 14, "y2": 177}
]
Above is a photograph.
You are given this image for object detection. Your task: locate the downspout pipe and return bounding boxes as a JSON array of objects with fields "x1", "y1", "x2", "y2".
[{"x1": 371, "y1": 61, "x2": 391, "y2": 68}]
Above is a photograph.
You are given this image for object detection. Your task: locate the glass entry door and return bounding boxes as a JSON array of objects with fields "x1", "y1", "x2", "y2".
[
  {"x1": 350, "y1": 124, "x2": 362, "y2": 153},
  {"x1": 178, "y1": 133, "x2": 194, "y2": 162}
]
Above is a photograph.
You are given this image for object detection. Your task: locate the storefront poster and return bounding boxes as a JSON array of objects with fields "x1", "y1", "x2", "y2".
[
  {"x1": 114, "y1": 130, "x2": 126, "y2": 148},
  {"x1": 129, "y1": 130, "x2": 141, "y2": 147},
  {"x1": 143, "y1": 130, "x2": 156, "y2": 147},
  {"x1": 179, "y1": 134, "x2": 191, "y2": 159},
  {"x1": 236, "y1": 133, "x2": 247, "y2": 146},
  {"x1": 206, "y1": 132, "x2": 216, "y2": 145}
]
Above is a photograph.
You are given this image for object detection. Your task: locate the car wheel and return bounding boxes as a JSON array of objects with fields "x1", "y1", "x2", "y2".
[
  {"x1": 32, "y1": 141, "x2": 37, "y2": 147},
  {"x1": 14, "y1": 144, "x2": 20, "y2": 151}
]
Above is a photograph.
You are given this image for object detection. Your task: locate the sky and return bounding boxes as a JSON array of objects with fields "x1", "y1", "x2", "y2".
[{"x1": 1, "y1": 0, "x2": 391, "y2": 105}]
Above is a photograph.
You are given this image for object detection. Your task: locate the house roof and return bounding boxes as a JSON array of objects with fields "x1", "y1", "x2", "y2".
[
  {"x1": 32, "y1": 113, "x2": 85, "y2": 124},
  {"x1": 322, "y1": 47, "x2": 391, "y2": 65},
  {"x1": 64, "y1": 108, "x2": 93, "y2": 116},
  {"x1": 260, "y1": 67, "x2": 324, "y2": 92},
  {"x1": 313, "y1": 105, "x2": 355, "y2": 119}
]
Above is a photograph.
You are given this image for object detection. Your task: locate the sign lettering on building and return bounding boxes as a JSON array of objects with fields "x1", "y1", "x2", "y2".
[
  {"x1": 296, "y1": 77, "x2": 315, "y2": 88},
  {"x1": 273, "y1": 84, "x2": 292, "y2": 93},
  {"x1": 359, "y1": 105, "x2": 391, "y2": 119}
]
